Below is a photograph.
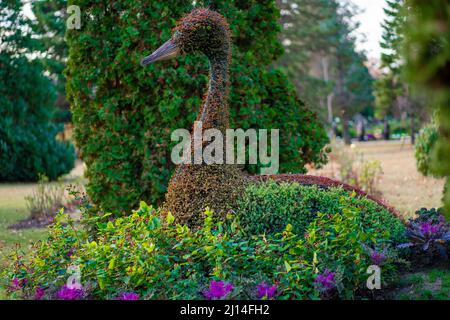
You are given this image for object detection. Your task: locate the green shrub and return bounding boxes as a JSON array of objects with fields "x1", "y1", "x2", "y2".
[
  {"x1": 0, "y1": 56, "x2": 75, "y2": 182},
  {"x1": 359, "y1": 160, "x2": 383, "y2": 195},
  {"x1": 66, "y1": 0, "x2": 328, "y2": 214},
  {"x1": 1, "y1": 199, "x2": 404, "y2": 300},
  {"x1": 404, "y1": 0, "x2": 450, "y2": 219},
  {"x1": 415, "y1": 121, "x2": 439, "y2": 176},
  {"x1": 236, "y1": 181, "x2": 405, "y2": 240}
]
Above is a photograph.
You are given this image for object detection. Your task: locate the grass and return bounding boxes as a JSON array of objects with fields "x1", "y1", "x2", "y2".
[
  {"x1": 308, "y1": 140, "x2": 445, "y2": 218},
  {"x1": 0, "y1": 162, "x2": 85, "y2": 299},
  {"x1": 394, "y1": 268, "x2": 450, "y2": 300}
]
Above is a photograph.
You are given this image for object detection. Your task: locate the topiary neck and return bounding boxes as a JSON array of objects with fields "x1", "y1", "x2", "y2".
[{"x1": 197, "y1": 52, "x2": 230, "y2": 133}]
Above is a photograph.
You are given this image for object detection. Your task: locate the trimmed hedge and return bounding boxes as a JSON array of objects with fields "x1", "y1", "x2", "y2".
[{"x1": 236, "y1": 181, "x2": 405, "y2": 240}]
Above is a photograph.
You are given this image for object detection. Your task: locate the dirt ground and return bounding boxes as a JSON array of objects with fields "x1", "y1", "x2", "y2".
[{"x1": 308, "y1": 140, "x2": 445, "y2": 218}]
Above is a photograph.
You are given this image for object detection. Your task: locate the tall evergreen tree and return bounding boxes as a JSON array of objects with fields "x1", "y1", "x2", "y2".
[
  {"x1": 276, "y1": 0, "x2": 339, "y2": 129},
  {"x1": 31, "y1": 0, "x2": 70, "y2": 122},
  {"x1": 375, "y1": 0, "x2": 426, "y2": 143},
  {"x1": 0, "y1": 0, "x2": 75, "y2": 181},
  {"x1": 277, "y1": 0, "x2": 373, "y2": 143}
]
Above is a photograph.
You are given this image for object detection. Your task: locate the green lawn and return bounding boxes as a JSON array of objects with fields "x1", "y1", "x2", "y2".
[
  {"x1": 0, "y1": 183, "x2": 48, "y2": 299},
  {"x1": 0, "y1": 183, "x2": 48, "y2": 257},
  {"x1": 394, "y1": 268, "x2": 450, "y2": 300}
]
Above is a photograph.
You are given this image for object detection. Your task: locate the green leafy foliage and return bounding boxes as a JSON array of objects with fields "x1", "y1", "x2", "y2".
[
  {"x1": 415, "y1": 121, "x2": 439, "y2": 176},
  {"x1": 399, "y1": 1, "x2": 450, "y2": 218},
  {"x1": 403, "y1": 0, "x2": 450, "y2": 220},
  {"x1": 66, "y1": 0, "x2": 328, "y2": 214},
  {"x1": 1, "y1": 198, "x2": 404, "y2": 300},
  {"x1": 236, "y1": 181, "x2": 405, "y2": 239},
  {"x1": 0, "y1": 0, "x2": 75, "y2": 181},
  {"x1": 31, "y1": 0, "x2": 71, "y2": 122}
]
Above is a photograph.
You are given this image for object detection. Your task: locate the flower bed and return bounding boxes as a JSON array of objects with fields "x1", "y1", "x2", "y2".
[{"x1": 2, "y1": 192, "x2": 409, "y2": 300}]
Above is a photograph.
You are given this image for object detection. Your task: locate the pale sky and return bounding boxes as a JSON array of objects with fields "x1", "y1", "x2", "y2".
[{"x1": 351, "y1": 0, "x2": 387, "y2": 60}]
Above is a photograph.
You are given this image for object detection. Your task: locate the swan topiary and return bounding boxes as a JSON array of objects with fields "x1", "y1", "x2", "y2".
[{"x1": 141, "y1": 8, "x2": 400, "y2": 227}]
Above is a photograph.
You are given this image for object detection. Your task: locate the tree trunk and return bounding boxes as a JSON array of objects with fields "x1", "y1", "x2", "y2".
[
  {"x1": 321, "y1": 56, "x2": 335, "y2": 140},
  {"x1": 383, "y1": 117, "x2": 390, "y2": 140},
  {"x1": 342, "y1": 111, "x2": 351, "y2": 145},
  {"x1": 410, "y1": 113, "x2": 415, "y2": 145}
]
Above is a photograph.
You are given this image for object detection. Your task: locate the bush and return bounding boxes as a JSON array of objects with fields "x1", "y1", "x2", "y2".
[
  {"x1": 25, "y1": 175, "x2": 66, "y2": 219},
  {"x1": 236, "y1": 181, "x2": 405, "y2": 239},
  {"x1": 415, "y1": 121, "x2": 439, "y2": 176},
  {"x1": 66, "y1": 1, "x2": 328, "y2": 214},
  {"x1": 358, "y1": 160, "x2": 383, "y2": 196},
  {"x1": 1, "y1": 198, "x2": 404, "y2": 300},
  {"x1": 0, "y1": 55, "x2": 75, "y2": 181}
]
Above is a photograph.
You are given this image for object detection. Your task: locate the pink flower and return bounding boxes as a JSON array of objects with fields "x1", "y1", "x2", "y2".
[
  {"x1": 370, "y1": 250, "x2": 387, "y2": 265},
  {"x1": 34, "y1": 287, "x2": 45, "y2": 300},
  {"x1": 256, "y1": 282, "x2": 277, "y2": 299},
  {"x1": 116, "y1": 292, "x2": 140, "y2": 300},
  {"x1": 56, "y1": 285, "x2": 84, "y2": 300},
  {"x1": 11, "y1": 278, "x2": 21, "y2": 291},
  {"x1": 203, "y1": 280, "x2": 233, "y2": 300}
]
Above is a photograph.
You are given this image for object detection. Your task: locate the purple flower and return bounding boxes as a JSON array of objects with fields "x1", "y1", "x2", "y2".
[
  {"x1": 315, "y1": 270, "x2": 336, "y2": 291},
  {"x1": 203, "y1": 280, "x2": 233, "y2": 300},
  {"x1": 34, "y1": 287, "x2": 45, "y2": 300},
  {"x1": 116, "y1": 292, "x2": 140, "y2": 300},
  {"x1": 256, "y1": 282, "x2": 277, "y2": 299},
  {"x1": 370, "y1": 250, "x2": 386, "y2": 265},
  {"x1": 420, "y1": 221, "x2": 441, "y2": 235},
  {"x1": 56, "y1": 285, "x2": 84, "y2": 300},
  {"x1": 11, "y1": 278, "x2": 21, "y2": 291}
]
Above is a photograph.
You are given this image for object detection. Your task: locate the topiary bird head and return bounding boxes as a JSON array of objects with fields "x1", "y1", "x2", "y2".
[{"x1": 141, "y1": 8, "x2": 231, "y2": 66}]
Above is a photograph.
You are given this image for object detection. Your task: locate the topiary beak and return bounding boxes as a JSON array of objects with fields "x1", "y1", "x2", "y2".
[{"x1": 140, "y1": 39, "x2": 180, "y2": 66}]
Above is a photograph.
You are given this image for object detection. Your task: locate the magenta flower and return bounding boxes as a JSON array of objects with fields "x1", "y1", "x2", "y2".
[
  {"x1": 10, "y1": 278, "x2": 21, "y2": 291},
  {"x1": 203, "y1": 280, "x2": 233, "y2": 300},
  {"x1": 315, "y1": 269, "x2": 336, "y2": 291},
  {"x1": 370, "y1": 250, "x2": 386, "y2": 265},
  {"x1": 116, "y1": 292, "x2": 140, "y2": 300},
  {"x1": 34, "y1": 287, "x2": 45, "y2": 300},
  {"x1": 56, "y1": 285, "x2": 84, "y2": 300},
  {"x1": 420, "y1": 221, "x2": 441, "y2": 235},
  {"x1": 256, "y1": 282, "x2": 277, "y2": 299}
]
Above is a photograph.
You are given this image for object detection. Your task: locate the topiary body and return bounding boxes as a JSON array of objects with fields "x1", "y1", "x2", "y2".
[{"x1": 143, "y1": 9, "x2": 248, "y2": 226}]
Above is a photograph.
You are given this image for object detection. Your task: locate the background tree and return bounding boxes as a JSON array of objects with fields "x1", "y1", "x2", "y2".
[
  {"x1": 276, "y1": 0, "x2": 339, "y2": 133},
  {"x1": 404, "y1": 0, "x2": 450, "y2": 219},
  {"x1": 0, "y1": 0, "x2": 75, "y2": 181},
  {"x1": 66, "y1": 0, "x2": 329, "y2": 213},
  {"x1": 31, "y1": 0, "x2": 70, "y2": 122},
  {"x1": 277, "y1": 0, "x2": 373, "y2": 143},
  {"x1": 375, "y1": 0, "x2": 427, "y2": 144}
]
